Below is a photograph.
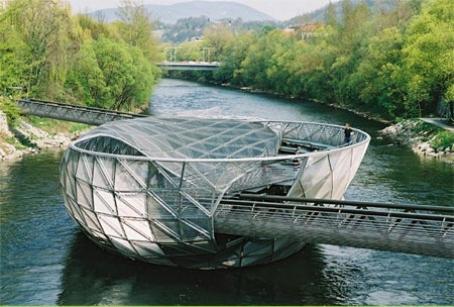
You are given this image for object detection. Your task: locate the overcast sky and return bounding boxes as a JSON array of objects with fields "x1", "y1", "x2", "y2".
[{"x1": 67, "y1": 0, "x2": 335, "y2": 21}]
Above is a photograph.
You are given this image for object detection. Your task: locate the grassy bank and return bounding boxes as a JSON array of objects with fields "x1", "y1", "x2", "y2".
[
  {"x1": 0, "y1": 109, "x2": 91, "y2": 161},
  {"x1": 381, "y1": 119, "x2": 454, "y2": 163}
]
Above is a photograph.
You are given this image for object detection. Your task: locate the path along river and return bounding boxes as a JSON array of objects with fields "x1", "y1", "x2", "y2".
[{"x1": 1, "y1": 79, "x2": 453, "y2": 305}]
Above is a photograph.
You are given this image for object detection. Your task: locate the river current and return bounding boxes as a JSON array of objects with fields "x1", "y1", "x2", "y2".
[{"x1": 1, "y1": 79, "x2": 453, "y2": 305}]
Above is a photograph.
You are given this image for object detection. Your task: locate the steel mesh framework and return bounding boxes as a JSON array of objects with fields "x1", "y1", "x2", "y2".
[{"x1": 60, "y1": 117, "x2": 370, "y2": 269}]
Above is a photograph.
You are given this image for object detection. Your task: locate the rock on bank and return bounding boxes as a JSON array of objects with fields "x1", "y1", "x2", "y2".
[
  {"x1": 380, "y1": 119, "x2": 454, "y2": 164},
  {"x1": 0, "y1": 111, "x2": 83, "y2": 161}
]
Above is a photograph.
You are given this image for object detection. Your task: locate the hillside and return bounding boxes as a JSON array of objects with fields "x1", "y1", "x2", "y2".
[
  {"x1": 286, "y1": 0, "x2": 397, "y2": 25},
  {"x1": 90, "y1": 1, "x2": 275, "y2": 24}
]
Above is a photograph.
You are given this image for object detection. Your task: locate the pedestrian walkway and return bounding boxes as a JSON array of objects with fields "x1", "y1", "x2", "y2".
[{"x1": 421, "y1": 118, "x2": 454, "y2": 133}]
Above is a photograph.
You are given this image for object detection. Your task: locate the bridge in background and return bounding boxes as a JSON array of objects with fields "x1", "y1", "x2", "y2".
[
  {"x1": 159, "y1": 47, "x2": 221, "y2": 71},
  {"x1": 15, "y1": 98, "x2": 454, "y2": 259},
  {"x1": 158, "y1": 61, "x2": 221, "y2": 71}
]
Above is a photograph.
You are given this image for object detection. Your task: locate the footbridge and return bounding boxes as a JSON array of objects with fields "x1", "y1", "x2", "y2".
[
  {"x1": 17, "y1": 98, "x2": 147, "y2": 125},
  {"x1": 214, "y1": 194, "x2": 454, "y2": 258}
]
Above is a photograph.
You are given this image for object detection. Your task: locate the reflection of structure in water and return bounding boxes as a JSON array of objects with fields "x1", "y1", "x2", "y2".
[
  {"x1": 58, "y1": 232, "x2": 347, "y2": 305},
  {"x1": 60, "y1": 117, "x2": 370, "y2": 269}
]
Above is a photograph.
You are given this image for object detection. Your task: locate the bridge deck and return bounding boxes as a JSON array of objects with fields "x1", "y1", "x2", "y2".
[
  {"x1": 214, "y1": 194, "x2": 454, "y2": 258},
  {"x1": 158, "y1": 61, "x2": 220, "y2": 71},
  {"x1": 17, "y1": 98, "x2": 147, "y2": 125}
]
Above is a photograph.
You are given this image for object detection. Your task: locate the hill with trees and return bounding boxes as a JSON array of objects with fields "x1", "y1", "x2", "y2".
[
  {"x1": 161, "y1": 16, "x2": 278, "y2": 43},
  {"x1": 91, "y1": 1, "x2": 274, "y2": 24},
  {"x1": 286, "y1": 0, "x2": 398, "y2": 25}
]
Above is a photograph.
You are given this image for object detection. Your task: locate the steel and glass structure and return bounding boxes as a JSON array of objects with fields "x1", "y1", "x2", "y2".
[{"x1": 60, "y1": 117, "x2": 370, "y2": 269}]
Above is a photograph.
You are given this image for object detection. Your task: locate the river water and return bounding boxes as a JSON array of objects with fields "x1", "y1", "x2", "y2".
[{"x1": 1, "y1": 79, "x2": 453, "y2": 305}]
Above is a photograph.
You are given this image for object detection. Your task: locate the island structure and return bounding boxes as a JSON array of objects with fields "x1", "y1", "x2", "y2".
[{"x1": 60, "y1": 117, "x2": 370, "y2": 269}]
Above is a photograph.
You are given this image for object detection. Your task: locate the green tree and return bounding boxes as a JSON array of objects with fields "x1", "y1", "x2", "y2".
[
  {"x1": 65, "y1": 40, "x2": 107, "y2": 106},
  {"x1": 115, "y1": 0, "x2": 161, "y2": 62},
  {"x1": 349, "y1": 27, "x2": 407, "y2": 117},
  {"x1": 1, "y1": 0, "x2": 160, "y2": 113},
  {"x1": 92, "y1": 37, "x2": 156, "y2": 111},
  {"x1": 0, "y1": 21, "x2": 30, "y2": 94},
  {"x1": 3, "y1": 0, "x2": 76, "y2": 98},
  {"x1": 403, "y1": 0, "x2": 454, "y2": 116}
]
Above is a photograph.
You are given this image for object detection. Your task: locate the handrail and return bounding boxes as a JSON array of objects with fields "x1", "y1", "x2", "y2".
[
  {"x1": 216, "y1": 199, "x2": 454, "y2": 222},
  {"x1": 22, "y1": 98, "x2": 147, "y2": 117},
  {"x1": 236, "y1": 194, "x2": 454, "y2": 214}
]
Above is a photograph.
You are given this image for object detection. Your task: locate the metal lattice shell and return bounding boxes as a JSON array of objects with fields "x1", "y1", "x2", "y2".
[{"x1": 60, "y1": 117, "x2": 370, "y2": 269}]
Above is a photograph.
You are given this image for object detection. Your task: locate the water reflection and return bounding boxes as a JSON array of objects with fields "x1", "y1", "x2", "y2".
[
  {"x1": 0, "y1": 152, "x2": 76, "y2": 305},
  {"x1": 58, "y1": 233, "x2": 346, "y2": 305}
]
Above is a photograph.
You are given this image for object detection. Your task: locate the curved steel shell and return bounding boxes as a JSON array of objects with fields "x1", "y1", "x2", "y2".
[{"x1": 60, "y1": 117, "x2": 370, "y2": 269}]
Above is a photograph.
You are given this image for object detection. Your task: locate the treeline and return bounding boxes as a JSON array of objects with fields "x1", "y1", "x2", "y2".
[
  {"x1": 160, "y1": 16, "x2": 278, "y2": 43},
  {"x1": 0, "y1": 0, "x2": 161, "y2": 112},
  {"x1": 176, "y1": 0, "x2": 453, "y2": 120}
]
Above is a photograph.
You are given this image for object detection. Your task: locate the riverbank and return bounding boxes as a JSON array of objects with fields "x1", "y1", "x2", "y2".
[
  {"x1": 380, "y1": 119, "x2": 454, "y2": 164},
  {"x1": 231, "y1": 85, "x2": 392, "y2": 125},
  {"x1": 0, "y1": 111, "x2": 89, "y2": 161}
]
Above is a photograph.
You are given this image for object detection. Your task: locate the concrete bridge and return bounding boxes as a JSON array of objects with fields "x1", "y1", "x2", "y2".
[
  {"x1": 158, "y1": 61, "x2": 221, "y2": 71},
  {"x1": 17, "y1": 98, "x2": 454, "y2": 259}
]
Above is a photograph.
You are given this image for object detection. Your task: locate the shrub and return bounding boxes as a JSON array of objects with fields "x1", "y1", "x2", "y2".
[
  {"x1": 431, "y1": 131, "x2": 454, "y2": 151},
  {"x1": 0, "y1": 96, "x2": 21, "y2": 127}
]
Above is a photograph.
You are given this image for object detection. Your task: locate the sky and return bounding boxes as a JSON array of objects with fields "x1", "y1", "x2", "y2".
[{"x1": 67, "y1": 0, "x2": 334, "y2": 21}]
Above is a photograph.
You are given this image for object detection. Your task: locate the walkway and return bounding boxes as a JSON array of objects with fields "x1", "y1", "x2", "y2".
[
  {"x1": 421, "y1": 118, "x2": 454, "y2": 133},
  {"x1": 17, "y1": 98, "x2": 147, "y2": 125},
  {"x1": 214, "y1": 194, "x2": 454, "y2": 259}
]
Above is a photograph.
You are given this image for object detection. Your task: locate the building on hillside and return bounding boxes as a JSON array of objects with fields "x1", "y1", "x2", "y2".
[
  {"x1": 284, "y1": 23, "x2": 323, "y2": 40},
  {"x1": 299, "y1": 23, "x2": 323, "y2": 39},
  {"x1": 282, "y1": 26, "x2": 296, "y2": 36}
]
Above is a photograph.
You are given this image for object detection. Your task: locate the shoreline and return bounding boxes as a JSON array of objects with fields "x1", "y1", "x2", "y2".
[
  {"x1": 380, "y1": 119, "x2": 454, "y2": 165},
  {"x1": 0, "y1": 111, "x2": 88, "y2": 162}
]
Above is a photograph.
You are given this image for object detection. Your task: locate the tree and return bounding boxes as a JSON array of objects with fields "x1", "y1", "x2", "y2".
[
  {"x1": 0, "y1": 20, "x2": 30, "y2": 94},
  {"x1": 3, "y1": 0, "x2": 76, "y2": 98},
  {"x1": 349, "y1": 27, "x2": 407, "y2": 117},
  {"x1": 1, "y1": 0, "x2": 160, "y2": 112},
  {"x1": 203, "y1": 24, "x2": 235, "y2": 60},
  {"x1": 65, "y1": 40, "x2": 107, "y2": 107},
  {"x1": 115, "y1": 0, "x2": 161, "y2": 62},
  {"x1": 403, "y1": 0, "x2": 454, "y2": 116}
]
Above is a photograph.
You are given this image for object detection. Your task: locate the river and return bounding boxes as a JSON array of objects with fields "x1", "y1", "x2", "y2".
[{"x1": 1, "y1": 79, "x2": 453, "y2": 305}]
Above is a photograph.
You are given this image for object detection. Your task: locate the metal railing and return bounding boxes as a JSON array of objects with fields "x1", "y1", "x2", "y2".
[
  {"x1": 17, "y1": 98, "x2": 147, "y2": 125},
  {"x1": 214, "y1": 194, "x2": 454, "y2": 258}
]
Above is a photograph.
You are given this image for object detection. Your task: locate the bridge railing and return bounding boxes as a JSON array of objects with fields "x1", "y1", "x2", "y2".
[
  {"x1": 214, "y1": 194, "x2": 454, "y2": 258},
  {"x1": 164, "y1": 47, "x2": 215, "y2": 63},
  {"x1": 17, "y1": 98, "x2": 147, "y2": 125}
]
